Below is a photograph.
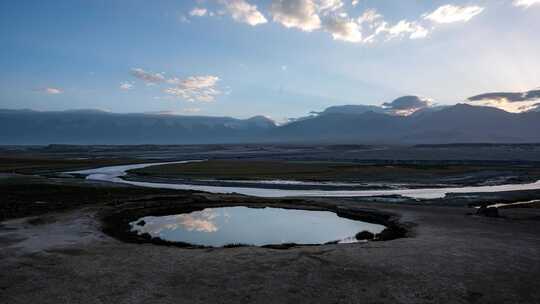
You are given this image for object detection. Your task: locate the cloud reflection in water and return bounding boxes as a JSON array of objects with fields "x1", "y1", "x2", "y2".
[{"x1": 134, "y1": 209, "x2": 220, "y2": 235}]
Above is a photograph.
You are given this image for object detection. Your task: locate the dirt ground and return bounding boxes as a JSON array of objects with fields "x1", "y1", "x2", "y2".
[
  {"x1": 1, "y1": 146, "x2": 540, "y2": 304},
  {"x1": 1, "y1": 193, "x2": 540, "y2": 304}
]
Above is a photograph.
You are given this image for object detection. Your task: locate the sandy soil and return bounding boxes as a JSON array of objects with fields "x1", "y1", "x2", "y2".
[{"x1": 2, "y1": 196, "x2": 540, "y2": 304}]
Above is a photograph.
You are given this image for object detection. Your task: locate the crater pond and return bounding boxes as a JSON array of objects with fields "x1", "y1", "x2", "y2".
[{"x1": 130, "y1": 206, "x2": 386, "y2": 247}]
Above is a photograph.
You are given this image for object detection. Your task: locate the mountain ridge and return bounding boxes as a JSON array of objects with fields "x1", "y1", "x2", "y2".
[{"x1": 1, "y1": 104, "x2": 539, "y2": 144}]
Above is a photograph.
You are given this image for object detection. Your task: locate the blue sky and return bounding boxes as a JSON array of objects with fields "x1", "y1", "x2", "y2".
[{"x1": 1, "y1": 0, "x2": 539, "y2": 121}]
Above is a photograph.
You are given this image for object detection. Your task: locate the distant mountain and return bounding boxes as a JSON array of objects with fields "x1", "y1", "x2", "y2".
[
  {"x1": 1, "y1": 104, "x2": 539, "y2": 144},
  {"x1": 312, "y1": 104, "x2": 387, "y2": 115},
  {"x1": 0, "y1": 109, "x2": 276, "y2": 144},
  {"x1": 311, "y1": 95, "x2": 436, "y2": 117},
  {"x1": 269, "y1": 104, "x2": 540, "y2": 144}
]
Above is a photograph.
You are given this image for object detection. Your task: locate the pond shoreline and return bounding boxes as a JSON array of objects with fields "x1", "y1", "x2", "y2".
[{"x1": 100, "y1": 195, "x2": 409, "y2": 249}]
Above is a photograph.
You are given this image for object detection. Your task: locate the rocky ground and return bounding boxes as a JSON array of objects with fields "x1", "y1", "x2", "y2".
[{"x1": 1, "y1": 181, "x2": 540, "y2": 303}]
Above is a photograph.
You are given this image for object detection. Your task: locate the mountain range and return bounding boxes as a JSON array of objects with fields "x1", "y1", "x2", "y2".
[{"x1": 1, "y1": 100, "x2": 539, "y2": 145}]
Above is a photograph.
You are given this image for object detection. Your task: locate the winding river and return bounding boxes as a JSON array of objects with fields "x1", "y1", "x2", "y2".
[{"x1": 69, "y1": 160, "x2": 540, "y2": 199}]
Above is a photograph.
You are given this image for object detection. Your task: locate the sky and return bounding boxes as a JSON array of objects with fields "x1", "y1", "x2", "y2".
[{"x1": 0, "y1": 0, "x2": 539, "y2": 122}]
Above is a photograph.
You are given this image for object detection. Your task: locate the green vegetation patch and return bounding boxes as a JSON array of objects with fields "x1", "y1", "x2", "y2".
[{"x1": 129, "y1": 159, "x2": 539, "y2": 183}]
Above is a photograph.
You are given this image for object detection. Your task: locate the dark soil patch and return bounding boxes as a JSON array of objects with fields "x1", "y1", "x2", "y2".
[{"x1": 0, "y1": 181, "x2": 180, "y2": 221}]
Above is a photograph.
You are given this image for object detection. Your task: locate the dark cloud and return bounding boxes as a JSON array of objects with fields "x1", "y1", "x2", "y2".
[
  {"x1": 382, "y1": 95, "x2": 431, "y2": 111},
  {"x1": 466, "y1": 88, "x2": 540, "y2": 113},
  {"x1": 468, "y1": 89, "x2": 540, "y2": 102}
]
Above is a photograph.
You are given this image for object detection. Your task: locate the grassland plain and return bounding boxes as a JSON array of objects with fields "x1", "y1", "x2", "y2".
[{"x1": 130, "y1": 159, "x2": 540, "y2": 187}]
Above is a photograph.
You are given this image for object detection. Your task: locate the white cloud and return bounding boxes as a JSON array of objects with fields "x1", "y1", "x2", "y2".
[
  {"x1": 351, "y1": 0, "x2": 359, "y2": 7},
  {"x1": 270, "y1": 0, "x2": 322, "y2": 31},
  {"x1": 376, "y1": 20, "x2": 429, "y2": 40},
  {"x1": 130, "y1": 68, "x2": 224, "y2": 102},
  {"x1": 130, "y1": 68, "x2": 166, "y2": 85},
  {"x1": 119, "y1": 82, "x2": 133, "y2": 91},
  {"x1": 35, "y1": 87, "x2": 63, "y2": 94},
  {"x1": 323, "y1": 15, "x2": 362, "y2": 42},
  {"x1": 424, "y1": 5, "x2": 484, "y2": 24},
  {"x1": 318, "y1": 0, "x2": 344, "y2": 14},
  {"x1": 189, "y1": 7, "x2": 208, "y2": 17},
  {"x1": 164, "y1": 75, "x2": 222, "y2": 102},
  {"x1": 179, "y1": 15, "x2": 190, "y2": 23},
  {"x1": 357, "y1": 9, "x2": 382, "y2": 26},
  {"x1": 220, "y1": 0, "x2": 267, "y2": 26},
  {"x1": 513, "y1": 0, "x2": 540, "y2": 8}
]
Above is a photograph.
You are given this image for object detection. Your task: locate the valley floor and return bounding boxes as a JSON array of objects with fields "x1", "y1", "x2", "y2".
[{"x1": 1, "y1": 145, "x2": 540, "y2": 303}]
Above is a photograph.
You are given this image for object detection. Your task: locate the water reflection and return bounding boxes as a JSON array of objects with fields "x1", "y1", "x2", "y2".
[{"x1": 130, "y1": 206, "x2": 385, "y2": 247}]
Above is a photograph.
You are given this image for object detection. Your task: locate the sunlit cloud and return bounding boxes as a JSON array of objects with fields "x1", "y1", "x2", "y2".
[
  {"x1": 467, "y1": 89, "x2": 540, "y2": 113},
  {"x1": 357, "y1": 9, "x2": 382, "y2": 26},
  {"x1": 424, "y1": 5, "x2": 484, "y2": 24},
  {"x1": 376, "y1": 20, "x2": 429, "y2": 40},
  {"x1": 130, "y1": 68, "x2": 165, "y2": 85},
  {"x1": 220, "y1": 0, "x2": 267, "y2": 26},
  {"x1": 318, "y1": 0, "x2": 344, "y2": 14},
  {"x1": 119, "y1": 81, "x2": 133, "y2": 91},
  {"x1": 513, "y1": 0, "x2": 540, "y2": 8},
  {"x1": 323, "y1": 14, "x2": 362, "y2": 42},
  {"x1": 129, "y1": 68, "x2": 224, "y2": 102},
  {"x1": 179, "y1": 1, "x2": 483, "y2": 45},
  {"x1": 382, "y1": 95, "x2": 433, "y2": 116},
  {"x1": 270, "y1": 0, "x2": 322, "y2": 31},
  {"x1": 189, "y1": 7, "x2": 208, "y2": 17},
  {"x1": 34, "y1": 87, "x2": 63, "y2": 95},
  {"x1": 164, "y1": 75, "x2": 222, "y2": 102}
]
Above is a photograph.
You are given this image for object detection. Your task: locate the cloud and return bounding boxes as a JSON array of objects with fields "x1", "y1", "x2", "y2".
[
  {"x1": 270, "y1": 0, "x2": 322, "y2": 31},
  {"x1": 130, "y1": 68, "x2": 165, "y2": 85},
  {"x1": 382, "y1": 95, "x2": 432, "y2": 115},
  {"x1": 182, "y1": 107, "x2": 202, "y2": 113},
  {"x1": 164, "y1": 75, "x2": 222, "y2": 102},
  {"x1": 376, "y1": 20, "x2": 429, "y2": 40},
  {"x1": 189, "y1": 7, "x2": 208, "y2": 17},
  {"x1": 35, "y1": 87, "x2": 63, "y2": 94},
  {"x1": 135, "y1": 210, "x2": 219, "y2": 235},
  {"x1": 220, "y1": 0, "x2": 267, "y2": 26},
  {"x1": 130, "y1": 68, "x2": 224, "y2": 102},
  {"x1": 178, "y1": 1, "x2": 478, "y2": 45},
  {"x1": 119, "y1": 82, "x2": 133, "y2": 91},
  {"x1": 318, "y1": 0, "x2": 344, "y2": 14},
  {"x1": 467, "y1": 89, "x2": 540, "y2": 113},
  {"x1": 323, "y1": 14, "x2": 362, "y2": 42},
  {"x1": 424, "y1": 5, "x2": 484, "y2": 24},
  {"x1": 513, "y1": 0, "x2": 540, "y2": 8},
  {"x1": 357, "y1": 9, "x2": 382, "y2": 25}
]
